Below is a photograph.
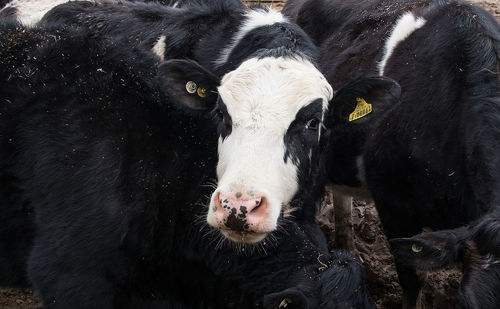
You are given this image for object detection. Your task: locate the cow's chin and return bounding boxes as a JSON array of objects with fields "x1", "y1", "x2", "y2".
[{"x1": 220, "y1": 230, "x2": 268, "y2": 244}]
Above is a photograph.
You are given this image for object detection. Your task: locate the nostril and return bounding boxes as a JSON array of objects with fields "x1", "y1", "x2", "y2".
[
  {"x1": 213, "y1": 192, "x2": 222, "y2": 212},
  {"x1": 249, "y1": 197, "x2": 266, "y2": 214}
]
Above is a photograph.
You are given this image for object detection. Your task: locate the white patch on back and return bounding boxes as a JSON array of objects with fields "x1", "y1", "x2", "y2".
[
  {"x1": 378, "y1": 12, "x2": 426, "y2": 76},
  {"x1": 214, "y1": 8, "x2": 287, "y2": 67},
  {"x1": 152, "y1": 35, "x2": 167, "y2": 61},
  {"x1": 1, "y1": 0, "x2": 71, "y2": 26},
  {"x1": 209, "y1": 56, "x2": 333, "y2": 232}
]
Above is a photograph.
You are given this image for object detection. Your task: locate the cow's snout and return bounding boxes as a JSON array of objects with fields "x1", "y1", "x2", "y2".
[
  {"x1": 212, "y1": 191, "x2": 268, "y2": 232},
  {"x1": 207, "y1": 186, "x2": 278, "y2": 244}
]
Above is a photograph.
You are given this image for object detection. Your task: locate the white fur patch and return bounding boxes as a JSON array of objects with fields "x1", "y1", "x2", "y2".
[
  {"x1": 378, "y1": 12, "x2": 426, "y2": 76},
  {"x1": 152, "y1": 35, "x2": 166, "y2": 61},
  {"x1": 1, "y1": 0, "x2": 71, "y2": 26},
  {"x1": 214, "y1": 8, "x2": 287, "y2": 67},
  {"x1": 207, "y1": 57, "x2": 333, "y2": 234}
]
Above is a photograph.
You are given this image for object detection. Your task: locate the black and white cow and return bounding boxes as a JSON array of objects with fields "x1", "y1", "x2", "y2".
[
  {"x1": 0, "y1": 0, "x2": 190, "y2": 24},
  {"x1": 34, "y1": 0, "x2": 335, "y2": 245},
  {"x1": 0, "y1": 0, "x2": 386, "y2": 307},
  {"x1": 390, "y1": 210, "x2": 500, "y2": 309},
  {"x1": 284, "y1": 0, "x2": 500, "y2": 307}
]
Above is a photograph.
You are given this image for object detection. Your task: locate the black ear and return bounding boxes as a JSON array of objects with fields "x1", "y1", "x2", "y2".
[
  {"x1": 329, "y1": 76, "x2": 400, "y2": 125},
  {"x1": 158, "y1": 59, "x2": 220, "y2": 110},
  {"x1": 263, "y1": 287, "x2": 309, "y2": 309}
]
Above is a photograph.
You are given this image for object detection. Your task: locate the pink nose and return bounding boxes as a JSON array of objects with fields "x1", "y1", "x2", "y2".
[{"x1": 213, "y1": 191, "x2": 268, "y2": 232}]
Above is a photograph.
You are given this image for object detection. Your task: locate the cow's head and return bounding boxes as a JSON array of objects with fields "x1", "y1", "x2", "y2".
[
  {"x1": 389, "y1": 227, "x2": 469, "y2": 271},
  {"x1": 210, "y1": 57, "x2": 334, "y2": 244},
  {"x1": 159, "y1": 56, "x2": 332, "y2": 244},
  {"x1": 159, "y1": 58, "x2": 403, "y2": 244}
]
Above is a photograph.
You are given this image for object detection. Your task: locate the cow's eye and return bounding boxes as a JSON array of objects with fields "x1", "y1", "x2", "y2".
[{"x1": 305, "y1": 118, "x2": 320, "y2": 130}]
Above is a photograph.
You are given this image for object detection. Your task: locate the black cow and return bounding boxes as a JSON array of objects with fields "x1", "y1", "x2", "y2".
[
  {"x1": 391, "y1": 210, "x2": 500, "y2": 309},
  {"x1": 284, "y1": 0, "x2": 500, "y2": 307},
  {"x1": 0, "y1": 0, "x2": 386, "y2": 307}
]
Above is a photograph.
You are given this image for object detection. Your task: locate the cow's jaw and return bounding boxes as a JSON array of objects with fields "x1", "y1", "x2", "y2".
[{"x1": 206, "y1": 56, "x2": 333, "y2": 244}]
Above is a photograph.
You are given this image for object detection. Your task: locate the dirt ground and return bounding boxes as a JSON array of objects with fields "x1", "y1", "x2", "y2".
[
  {"x1": 320, "y1": 198, "x2": 463, "y2": 309},
  {"x1": 1, "y1": 0, "x2": 499, "y2": 308},
  {"x1": 0, "y1": 289, "x2": 40, "y2": 309}
]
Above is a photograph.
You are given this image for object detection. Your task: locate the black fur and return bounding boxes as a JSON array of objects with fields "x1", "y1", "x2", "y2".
[{"x1": 284, "y1": 0, "x2": 500, "y2": 307}]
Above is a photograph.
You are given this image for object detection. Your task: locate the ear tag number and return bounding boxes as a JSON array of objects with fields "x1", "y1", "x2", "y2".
[
  {"x1": 348, "y1": 97, "x2": 372, "y2": 122},
  {"x1": 186, "y1": 81, "x2": 197, "y2": 94},
  {"x1": 197, "y1": 87, "x2": 207, "y2": 98}
]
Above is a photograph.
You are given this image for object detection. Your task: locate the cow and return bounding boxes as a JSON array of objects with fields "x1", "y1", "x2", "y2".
[
  {"x1": 0, "y1": 0, "x2": 190, "y2": 25},
  {"x1": 390, "y1": 210, "x2": 500, "y2": 309},
  {"x1": 283, "y1": 0, "x2": 500, "y2": 308},
  {"x1": 0, "y1": 0, "x2": 394, "y2": 307}
]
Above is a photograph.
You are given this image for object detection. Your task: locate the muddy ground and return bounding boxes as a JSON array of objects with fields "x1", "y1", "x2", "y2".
[
  {"x1": 1, "y1": 0, "x2": 499, "y2": 308},
  {"x1": 319, "y1": 195, "x2": 463, "y2": 309}
]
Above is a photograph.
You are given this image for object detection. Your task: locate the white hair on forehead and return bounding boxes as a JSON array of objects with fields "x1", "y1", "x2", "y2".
[
  {"x1": 215, "y1": 8, "x2": 287, "y2": 67},
  {"x1": 218, "y1": 56, "x2": 333, "y2": 132}
]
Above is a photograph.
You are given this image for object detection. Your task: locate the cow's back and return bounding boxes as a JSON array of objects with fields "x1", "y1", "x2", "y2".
[
  {"x1": 286, "y1": 0, "x2": 500, "y2": 229},
  {"x1": 364, "y1": 0, "x2": 500, "y2": 228}
]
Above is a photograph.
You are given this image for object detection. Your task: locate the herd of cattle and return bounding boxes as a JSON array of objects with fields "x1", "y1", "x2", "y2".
[{"x1": 0, "y1": 0, "x2": 498, "y2": 308}]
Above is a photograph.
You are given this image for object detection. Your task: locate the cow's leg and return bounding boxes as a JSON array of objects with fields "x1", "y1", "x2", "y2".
[
  {"x1": 415, "y1": 271, "x2": 429, "y2": 309},
  {"x1": 394, "y1": 263, "x2": 422, "y2": 309},
  {"x1": 331, "y1": 188, "x2": 354, "y2": 251},
  {"x1": 0, "y1": 177, "x2": 34, "y2": 286},
  {"x1": 372, "y1": 196, "x2": 423, "y2": 309}
]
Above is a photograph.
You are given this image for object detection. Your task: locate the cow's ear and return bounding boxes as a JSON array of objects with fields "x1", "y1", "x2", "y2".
[
  {"x1": 263, "y1": 287, "x2": 309, "y2": 309},
  {"x1": 329, "y1": 76, "x2": 400, "y2": 125},
  {"x1": 158, "y1": 59, "x2": 220, "y2": 110}
]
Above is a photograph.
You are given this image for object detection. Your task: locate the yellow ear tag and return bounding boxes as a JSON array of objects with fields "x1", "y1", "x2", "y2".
[
  {"x1": 279, "y1": 298, "x2": 293, "y2": 308},
  {"x1": 348, "y1": 97, "x2": 372, "y2": 122},
  {"x1": 185, "y1": 81, "x2": 197, "y2": 94},
  {"x1": 197, "y1": 87, "x2": 207, "y2": 98}
]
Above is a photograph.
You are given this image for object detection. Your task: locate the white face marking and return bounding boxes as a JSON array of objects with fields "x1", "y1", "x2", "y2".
[
  {"x1": 152, "y1": 35, "x2": 167, "y2": 61},
  {"x1": 214, "y1": 8, "x2": 287, "y2": 67},
  {"x1": 1, "y1": 0, "x2": 71, "y2": 26},
  {"x1": 172, "y1": 1, "x2": 179, "y2": 8},
  {"x1": 378, "y1": 12, "x2": 426, "y2": 76},
  {"x1": 207, "y1": 56, "x2": 333, "y2": 238}
]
